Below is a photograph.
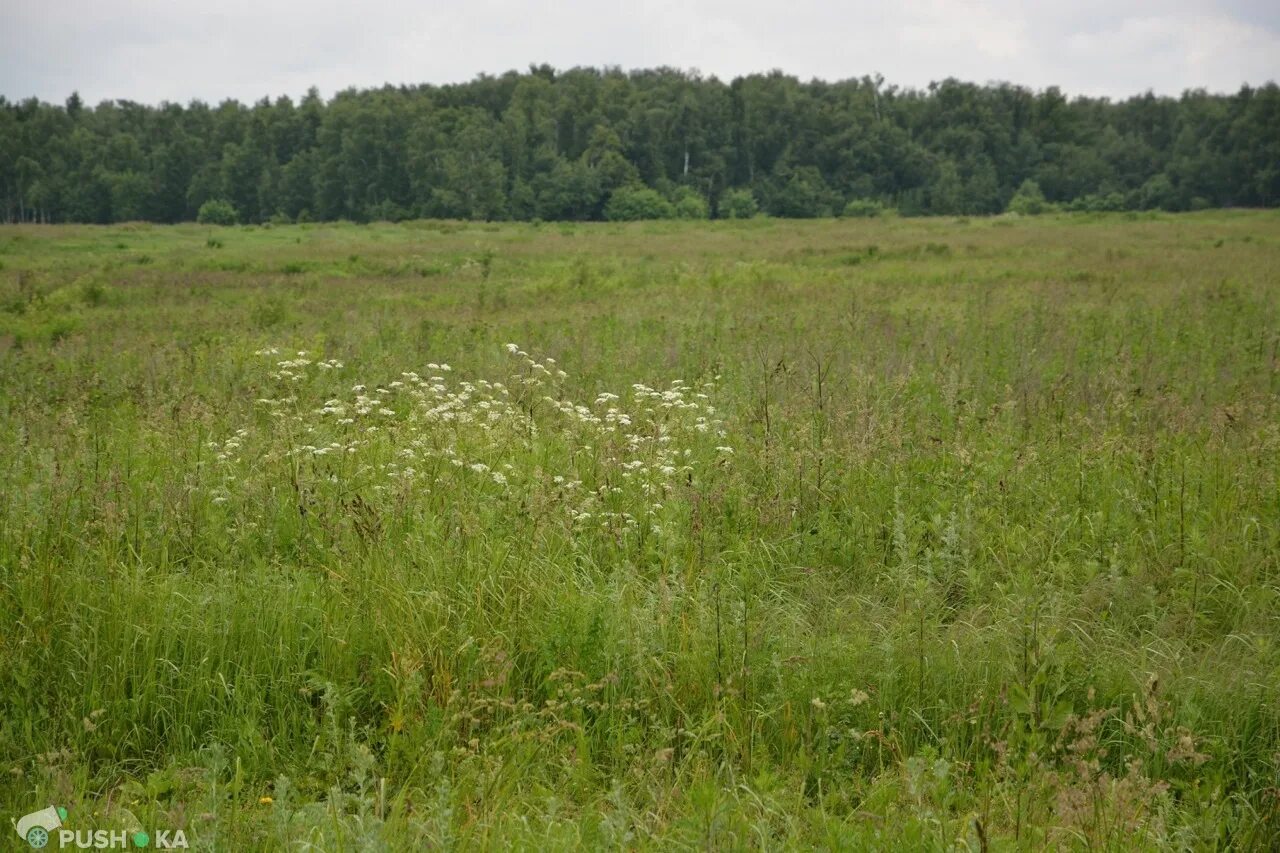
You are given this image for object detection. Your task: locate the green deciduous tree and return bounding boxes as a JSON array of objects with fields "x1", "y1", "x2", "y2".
[
  {"x1": 196, "y1": 198, "x2": 238, "y2": 225},
  {"x1": 719, "y1": 188, "x2": 758, "y2": 219},
  {"x1": 671, "y1": 186, "x2": 709, "y2": 219},
  {"x1": 2, "y1": 71, "x2": 1276, "y2": 223},
  {"x1": 1006, "y1": 179, "x2": 1050, "y2": 215}
]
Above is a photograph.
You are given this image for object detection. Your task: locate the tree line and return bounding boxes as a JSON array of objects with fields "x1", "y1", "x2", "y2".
[{"x1": 2, "y1": 66, "x2": 1278, "y2": 224}]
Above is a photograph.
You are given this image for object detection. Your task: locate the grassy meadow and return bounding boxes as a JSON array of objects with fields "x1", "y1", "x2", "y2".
[{"x1": 2, "y1": 211, "x2": 1279, "y2": 849}]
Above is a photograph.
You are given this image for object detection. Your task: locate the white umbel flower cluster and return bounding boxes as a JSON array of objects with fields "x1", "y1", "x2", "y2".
[{"x1": 214, "y1": 343, "x2": 731, "y2": 541}]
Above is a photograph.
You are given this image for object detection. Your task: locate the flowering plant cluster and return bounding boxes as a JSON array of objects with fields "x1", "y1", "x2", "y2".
[{"x1": 209, "y1": 344, "x2": 731, "y2": 544}]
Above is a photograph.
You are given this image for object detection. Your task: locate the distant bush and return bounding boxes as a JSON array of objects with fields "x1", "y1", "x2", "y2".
[
  {"x1": 1065, "y1": 192, "x2": 1128, "y2": 213},
  {"x1": 720, "y1": 188, "x2": 758, "y2": 219},
  {"x1": 671, "y1": 187, "x2": 710, "y2": 220},
  {"x1": 366, "y1": 200, "x2": 409, "y2": 223},
  {"x1": 197, "y1": 199, "x2": 238, "y2": 226},
  {"x1": 768, "y1": 167, "x2": 838, "y2": 218},
  {"x1": 604, "y1": 186, "x2": 676, "y2": 221},
  {"x1": 842, "y1": 198, "x2": 886, "y2": 218},
  {"x1": 1137, "y1": 174, "x2": 1180, "y2": 211},
  {"x1": 1006, "y1": 180, "x2": 1050, "y2": 216}
]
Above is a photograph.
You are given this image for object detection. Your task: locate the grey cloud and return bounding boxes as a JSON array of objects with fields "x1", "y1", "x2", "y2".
[{"x1": 1, "y1": 0, "x2": 1276, "y2": 105}]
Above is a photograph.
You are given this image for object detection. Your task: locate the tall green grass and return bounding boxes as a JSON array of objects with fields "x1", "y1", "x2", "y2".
[{"x1": 2, "y1": 212, "x2": 1279, "y2": 848}]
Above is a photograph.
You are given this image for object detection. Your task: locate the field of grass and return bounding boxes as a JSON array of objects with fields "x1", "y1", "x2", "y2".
[{"x1": 2, "y1": 211, "x2": 1279, "y2": 849}]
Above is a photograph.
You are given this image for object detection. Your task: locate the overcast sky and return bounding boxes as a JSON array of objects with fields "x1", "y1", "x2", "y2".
[{"x1": 3, "y1": 0, "x2": 1278, "y2": 106}]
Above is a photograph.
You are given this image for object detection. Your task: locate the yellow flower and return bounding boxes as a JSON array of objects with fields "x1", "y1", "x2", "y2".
[{"x1": 259, "y1": 796, "x2": 273, "y2": 805}]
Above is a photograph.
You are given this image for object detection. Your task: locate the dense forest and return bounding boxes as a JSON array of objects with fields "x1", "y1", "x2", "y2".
[{"x1": 2, "y1": 66, "x2": 1279, "y2": 224}]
